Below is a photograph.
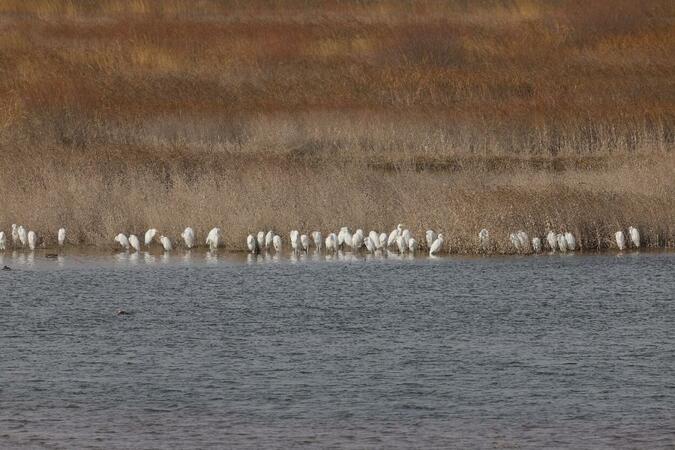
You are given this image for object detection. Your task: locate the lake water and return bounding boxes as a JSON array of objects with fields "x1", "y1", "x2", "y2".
[{"x1": 1, "y1": 250, "x2": 674, "y2": 449}]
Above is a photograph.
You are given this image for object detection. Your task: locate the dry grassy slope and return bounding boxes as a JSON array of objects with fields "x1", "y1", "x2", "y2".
[{"x1": 0, "y1": 0, "x2": 673, "y2": 251}]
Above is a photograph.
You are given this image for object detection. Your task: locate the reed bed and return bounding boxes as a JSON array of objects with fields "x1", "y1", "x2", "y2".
[{"x1": 0, "y1": 0, "x2": 673, "y2": 252}]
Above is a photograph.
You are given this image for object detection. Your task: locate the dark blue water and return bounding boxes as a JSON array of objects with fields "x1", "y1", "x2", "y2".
[{"x1": 1, "y1": 250, "x2": 674, "y2": 448}]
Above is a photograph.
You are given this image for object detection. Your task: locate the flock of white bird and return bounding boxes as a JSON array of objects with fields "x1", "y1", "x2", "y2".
[{"x1": 0, "y1": 223, "x2": 641, "y2": 255}]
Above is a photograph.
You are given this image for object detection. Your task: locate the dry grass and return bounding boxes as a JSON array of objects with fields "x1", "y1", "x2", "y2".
[{"x1": 0, "y1": 0, "x2": 673, "y2": 252}]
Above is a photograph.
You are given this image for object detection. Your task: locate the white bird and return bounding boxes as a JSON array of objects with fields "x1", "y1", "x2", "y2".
[
  {"x1": 311, "y1": 231, "x2": 323, "y2": 251},
  {"x1": 145, "y1": 228, "x2": 158, "y2": 246},
  {"x1": 478, "y1": 229, "x2": 489, "y2": 250},
  {"x1": 11, "y1": 224, "x2": 18, "y2": 246},
  {"x1": 564, "y1": 232, "x2": 576, "y2": 251},
  {"x1": 57, "y1": 228, "x2": 66, "y2": 246},
  {"x1": 401, "y1": 229, "x2": 412, "y2": 246},
  {"x1": 429, "y1": 233, "x2": 444, "y2": 255},
  {"x1": 615, "y1": 230, "x2": 626, "y2": 250},
  {"x1": 532, "y1": 237, "x2": 542, "y2": 253},
  {"x1": 247, "y1": 234, "x2": 258, "y2": 253},
  {"x1": 352, "y1": 230, "x2": 364, "y2": 250},
  {"x1": 557, "y1": 233, "x2": 568, "y2": 253},
  {"x1": 364, "y1": 236, "x2": 375, "y2": 253},
  {"x1": 159, "y1": 235, "x2": 172, "y2": 251},
  {"x1": 300, "y1": 234, "x2": 310, "y2": 252},
  {"x1": 290, "y1": 230, "x2": 300, "y2": 252},
  {"x1": 379, "y1": 232, "x2": 388, "y2": 249},
  {"x1": 628, "y1": 226, "x2": 640, "y2": 248},
  {"x1": 27, "y1": 231, "x2": 37, "y2": 250},
  {"x1": 272, "y1": 235, "x2": 282, "y2": 252},
  {"x1": 426, "y1": 230, "x2": 437, "y2": 249},
  {"x1": 0, "y1": 231, "x2": 6, "y2": 250},
  {"x1": 409, "y1": 238, "x2": 419, "y2": 253},
  {"x1": 129, "y1": 234, "x2": 141, "y2": 252},
  {"x1": 325, "y1": 233, "x2": 337, "y2": 253},
  {"x1": 546, "y1": 231, "x2": 558, "y2": 252},
  {"x1": 265, "y1": 231, "x2": 274, "y2": 250},
  {"x1": 205, "y1": 227, "x2": 222, "y2": 250},
  {"x1": 256, "y1": 231, "x2": 265, "y2": 250},
  {"x1": 517, "y1": 231, "x2": 530, "y2": 252},
  {"x1": 369, "y1": 231, "x2": 380, "y2": 249},
  {"x1": 387, "y1": 224, "x2": 403, "y2": 248},
  {"x1": 181, "y1": 227, "x2": 195, "y2": 249},
  {"x1": 18, "y1": 225, "x2": 27, "y2": 247},
  {"x1": 114, "y1": 233, "x2": 130, "y2": 250},
  {"x1": 341, "y1": 229, "x2": 353, "y2": 249},
  {"x1": 510, "y1": 233, "x2": 521, "y2": 251},
  {"x1": 396, "y1": 235, "x2": 408, "y2": 253}
]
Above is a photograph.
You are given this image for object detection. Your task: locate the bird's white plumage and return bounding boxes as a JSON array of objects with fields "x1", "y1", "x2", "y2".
[
  {"x1": 114, "y1": 233, "x2": 130, "y2": 250},
  {"x1": 58, "y1": 228, "x2": 66, "y2": 246},
  {"x1": 510, "y1": 233, "x2": 521, "y2": 251},
  {"x1": 628, "y1": 226, "x2": 640, "y2": 248},
  {"x1": 546, "y1": 231, "x2": 557, "y2": 251},
  {"x1": 300, "y1": 234, "x2": 310, "y2": 251},
  {"x1": 429, "y1": 234, "x2": 444, "y2": 255},
  {"x1": 181, "y1": 227, "x2": 195, "y2": 249},
  {"x1": 0, "y1": 231, "x2": 6, "y2": 250},
  {"x1": 409, "y1": 238, "x2": 419, "y2": 253},
  {"x1": 369, "y1": 231, "x2": 380, "y2": 249},
  {"x1": 401, "y1": 229, "x2": 412, "y2": 246},
  {"x1": 325, "y1": 233, "x2": 337, "y2": 253},
  {"x1": 129, "y1": 234, "x2": 141, "y2": 252},
  {"x1": 532, "y1": 237, "x2": 542, "y2": 253},
  {"x1": 247, "y1": 234, "x2": 258, "y2": 253},
  {"x1": 256, "y1": 231, "x2": 265, "y2": 250},
  {"x1": 557, "y1": 233, "x2": 568, "y2": 252},
  {"x1": 564, "y1": 232, "x2": 576, "y2": 251},
  {"x1": 159, "y1": 235, "x2": 172, "y2": 251},
  {"x1": 290, "y1": 230, "x2": 300, "y2": 252},
  {"x1": 18, "y1": 225, "x2": 27, "y2": 247},
  {"x1": 387, "y1": 224, "x2": 402, "y2": 248},
  {"x1": 396, "y1": 235, "x2": 407, "y2": 253},
  {"x1": 364, "y1": 236, "x2": 375, "y2": 253},
  {"x1": 312, "y1": 231, "x2": 323, "y2": 251},
  {"x1": 426, "y1": 230, "x2": 437, "y2": 249},
  {"x1": 517, "y1": 231, "x2": 530, "y2": 252},
  {"x1": 478, "y1": 229, "x2": 489, "y2": 249},
  {"x1": 265, "y1": 231, "x2": 274, "y2": 250},
  {"x1": 27, "y1": 231, "x2": 37, "y2": 250},
  {"x1": 352, "y1": 230, "x2": 364, "y2": 250},
  {"x1": 145, "y1": 228, "x2": 158, "y2": 246},
  {"x1": 206, "y1": 228, "x2": 222, "y2": 250},
  {"x1": 615, "y1": 231, "x2": 626, "y2": 250},
  {"x1": 272, "y1": 235, "x2": 282, "y2": 252},
  {"x1": 379, "y1": 233, "x2": 388, "y2": 249}
]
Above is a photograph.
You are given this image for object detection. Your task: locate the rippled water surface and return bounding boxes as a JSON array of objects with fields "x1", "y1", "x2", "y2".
[{"x1": 1, "y1": 250, "x2": 674, "y2": 449}]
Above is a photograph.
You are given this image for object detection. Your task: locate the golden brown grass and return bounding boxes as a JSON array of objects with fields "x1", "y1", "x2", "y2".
[{"x1": 0, "y1": 0, "x2": 673, "y2": 252}]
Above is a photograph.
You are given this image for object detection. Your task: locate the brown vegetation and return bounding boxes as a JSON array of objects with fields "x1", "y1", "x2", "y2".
[{"x1": 0, "y1": 0, "x2": 673, "y2": 251}]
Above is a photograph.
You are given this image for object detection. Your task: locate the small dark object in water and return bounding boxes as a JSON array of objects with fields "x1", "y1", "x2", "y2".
[
  {"x1": 45, "y1": 254, "x2": 58, "y2": 259},
  {"x1": 2, "y1": 265, "x2": 10, "y2": 271},
  {"x1": 116, "y1": 309, "x2": 130, "y2": 316}
]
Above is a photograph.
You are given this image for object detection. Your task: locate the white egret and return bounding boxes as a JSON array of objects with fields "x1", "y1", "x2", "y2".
[
  {"x1": 546, "y1": 231, "x2": 557, "y2": 251},
  {"x1": 300, "y1": 234, "x2": 310, "y2": 252},
  {"x1": 379, "y1": 232, "x2": 388, "y2": 249},
  {"x1": 114, "y1": 233, "x2": 130, "y2": 250},
  {"x1": 129, "y1": 234, "x2": 141, "y2": 252},
  {"x1": 615, "y1": 230, "x2": 626, "y2": 250},
  {"x1": 564, "y1": 232, "x2": 576, "y2": 251},
  {"x1": 352, "y1": 230, "x2": 364, "y2": 250},
  {"x1": 290, "y1": 230, "x2": 300, "y2": 252},
  {"x1": 247, "y1": 234, "x2": 258, "y2": 253},
  {"x1": 369, "y1": 231, "x2": 380, "y2": 249},
  {"x1": 27, "y1": 231, "x2": 37, "y2": 250},
  {"x1": 145, "y1": 228, "x2": 158, "y2": 246},
  {"x1": 557, "y1": 233, "x2": 568, "y2": 252},
  {"x1": 478, "y1": 229, "x2": 489, "y2": 250},
  {"x1": 342, "y1": 229, "x2": 353, "y2": 249},
  {"x1": 0, "y1": 231, "x2": 5, "y2": 250},
  {"x1": 265, "y1": 230, "x2": 274, "y2": 250},
  {"x1": 517, "y1": 231, "x2": 530, "y2": 252},
  {"x1": 181, "y1": 227, "x2": 195, "y2": 249},
  {"x1": 11, "y1": 224, "x2": 18, "y2": 246},
  {"x1": 325, "y1": 233, "x2": 337, "y2": 253},
  {"x1": 532, "y1": 237, "x2": 542, "y2": 253},
  {"x1": 58, "y1": 228, "x2": 66, "y2": 246},
  {"x1": 429, "y1": 233, "x2": 444, "y2": 255},
  {"x1": 396, "y1": 235, "x2": 408, "y2": 253},
  {"x1": 18, "y1": 225, "x2": 27, "y2": 247},
  {"x1": 364, "y1": 236, "x2": 375, "y2": 253},
  {"x1": 159, "y1": 235, "x2": 172, "y2": 251},
  {"x1": 256, "y1": 231, "x2": 265, "y2": 250},
  {"x1": 272, "y1": 235, "x2": 282, "y2": 252},
  {"x1": 312, "y1": 231, "x2": 323, "y2": 251},
  {"x1": 509, "y1": 233, "x2": 521, "y2": 251},
  {"x1": 206, "y1": 227, "x2": 222, "y2": 250},
  {"x1": 628, "y1": 226, "x2": 640, "y2": 248},
  {"x1": 409, "y1": 238, "x2": 419, "y2": 253},
  {"x1": 387, "y1": 224, "x2": 403, "y2": 248},
  {"x1": 426, "y1": 230, "x2": 437, "y2": 249},
  {"x1": 401, "y1": 229, "x2": 412, "y2": 246}
]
